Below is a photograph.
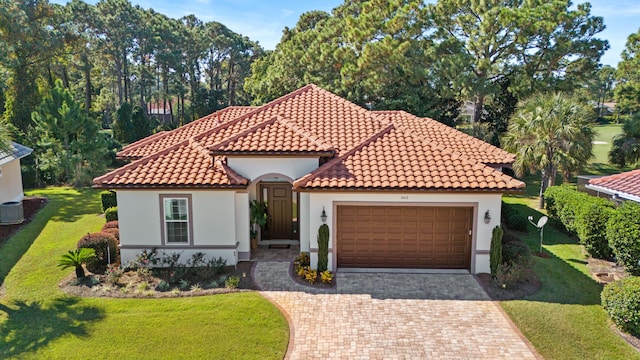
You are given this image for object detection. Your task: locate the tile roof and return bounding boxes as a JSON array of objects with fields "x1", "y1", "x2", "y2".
[
  {"x1": 588, "y1": 169, "x2": 640, "y2": 199},
  {"x1": 95, "y1": 84, "x2": 523, "y2": 192},
  {"x1": 376, "y1": 110, "x2": 515, "y2": 165},
  {"x1": 209, "y1": 116, "x2": 334, "y2": 155},
  {"x1": 293, "y1": 125, "x2": 525, "y2": 191},
  {"x1": 0, "y1": 142, "x2": 33, "y2": 167},
  {"x1": 117, "y1": 106, "x2": 256, "y2": 160},
  {"x1": 94, "y1": 141, "x2": 248, "y2": 188}
]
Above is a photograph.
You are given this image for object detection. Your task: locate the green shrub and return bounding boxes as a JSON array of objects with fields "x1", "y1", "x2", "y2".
[
  {"x1": 607, "y1": 202, "x2": 640, "y2": 275},
  {"x1": 225, "y1": 276, "x2": 240, "y2": 289},
  {"x1": 317, "y1": 224, "x2": 329, "y2": 272},
  {"x1": 58, "y1": 248, "x2": 96, "y2": 279},
  {"x1": 575, "y1": 202, "x2": 614, "y2": 259},
  {"x1": 105, "y1": 206, "x2": 118, "y2": 222},
  {"x1": 602, "y1": 277, "x2": 640, "y2": 336},
  {"x1": 100, "y1": 190, "x2": 117, "y2": 213},
  {"x1": 502, "y1": 233, "x2": 531, "y2": 265},
  {"x1": 77, "y1": 232, "x2": 119, "y2": 274},
  {"x1": 102, "y1": 220, "x2": 118, "y2": 230},
  {"x1": 544, "y1": 184, "x2": 576, "y2": 219},
  {"x1": 501, "y1": 203, "x2": 528, "y2": 232},
  {"x1": 490, "y1": 226, "x2": 503, "y2": 277}
]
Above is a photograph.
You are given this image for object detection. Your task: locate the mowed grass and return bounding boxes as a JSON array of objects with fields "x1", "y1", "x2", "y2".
[
  {"x1": 0, "y1": 188, "x2": 288, "y2": 359},
  {"x1": 586, "y1": 123, "x2": 626, "y2": 175},
  {"x1": 501, "y1": 189, "x2": 640, "y2": 359}
]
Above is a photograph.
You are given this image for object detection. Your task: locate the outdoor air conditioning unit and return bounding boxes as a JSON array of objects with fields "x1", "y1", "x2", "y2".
[{"x1": 0, "y1": 201, "x2": 24, "y2": 225}]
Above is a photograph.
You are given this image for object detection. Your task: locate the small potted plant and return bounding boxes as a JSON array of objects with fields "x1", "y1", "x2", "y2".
[{"x1": 249, "y1": 200, "x2": 268, "y2": 249}]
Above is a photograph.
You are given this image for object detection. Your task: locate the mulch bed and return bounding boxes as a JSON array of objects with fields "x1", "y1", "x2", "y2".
[
  {"x1": 476, "y1": 273, "x2": 541, "y2": 301},
  {"x1": 0, "y1": 196, "x2": 48, "y2": 245},
  {"x1": 288, "y1": 262, "x2": 336, "y2": 289},
  {"x1": 59, "y1": 261, "x2": 257, "y2": 299}
]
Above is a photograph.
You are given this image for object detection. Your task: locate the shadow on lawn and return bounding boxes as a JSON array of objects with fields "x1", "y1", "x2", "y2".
[
  {"x1": 511, "y1": 206, "x2": 604, "y2": 306},
  {"x1": 0, "y1": 297, "x2": 104, "y2": 358},
  {"x1": 45, "y1": 188, "x2": 101, "y2": 223}
]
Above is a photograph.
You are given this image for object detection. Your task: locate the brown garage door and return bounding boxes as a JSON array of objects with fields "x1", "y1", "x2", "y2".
[{"x1": 337, "y1": 205, "x2": 473, "y2": 269}]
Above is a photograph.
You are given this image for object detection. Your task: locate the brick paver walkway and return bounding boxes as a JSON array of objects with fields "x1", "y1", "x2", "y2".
[{"x1": 254, "y1": 261, "x2": 538, "y2": 359}]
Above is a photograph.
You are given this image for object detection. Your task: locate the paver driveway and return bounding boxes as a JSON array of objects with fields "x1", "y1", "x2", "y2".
[{"x1": 254, "y1": 261, "x2": 538, "y2": 359}]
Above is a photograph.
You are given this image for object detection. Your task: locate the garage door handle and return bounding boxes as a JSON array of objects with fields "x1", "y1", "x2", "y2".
[{"x1": 468, "y1": 230, "x2": 472, "y2": 235}]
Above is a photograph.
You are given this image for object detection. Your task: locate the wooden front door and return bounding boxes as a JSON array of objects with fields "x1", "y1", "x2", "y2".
[{"x1": 261, "y1": 183, "x2": 293, "y2": 239}]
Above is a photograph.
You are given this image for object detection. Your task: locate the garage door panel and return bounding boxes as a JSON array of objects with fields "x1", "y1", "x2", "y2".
[{"x1": 337, "y1": 205, "x2": 472, "y2": 269}]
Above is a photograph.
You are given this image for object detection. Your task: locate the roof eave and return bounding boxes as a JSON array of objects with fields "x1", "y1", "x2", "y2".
[{"x1": 293, "y1": 186, "x2": 526, "y2": 193}]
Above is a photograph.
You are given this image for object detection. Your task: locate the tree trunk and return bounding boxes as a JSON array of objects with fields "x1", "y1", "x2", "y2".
[
  {"x1": 83, "y1": 54, "x2": 92, "y2": 112},
  {"x1": 473, "y1": 94, "x2": 485, "y2": 123},
  {"x1": 539, "y1": 172, "x2": 548, "y2": 209},
  {"x1": 75, "y1": 265, "x2": 85, "y2": 279}
]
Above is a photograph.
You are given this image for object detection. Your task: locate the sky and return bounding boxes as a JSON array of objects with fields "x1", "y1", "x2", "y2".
[{"x1": 51, "y1": 0, "x2": 640, "y2": 68}]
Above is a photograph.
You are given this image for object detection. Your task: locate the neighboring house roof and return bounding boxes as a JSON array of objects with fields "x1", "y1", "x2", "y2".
[
  {"x1": 586, "y1": 169, "x2": 640, "y2": 202},
  {"x1": 95, "y1": 84, "x2": 524, "y2": 192},
  {"x1": 0, "y1": 142, "x2": 33, "y2": 167}
]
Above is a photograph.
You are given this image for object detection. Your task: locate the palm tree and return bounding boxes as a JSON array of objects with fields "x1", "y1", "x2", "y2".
[
  {"x1": 609, "y1": 113, "x2": 640, "y2": 167},
  {"x1": 502, "y1": 92, "x2": 594, "y2": 208},
  {"x1": 58, "y1": 248, "x2": 96, "y2": 279}
]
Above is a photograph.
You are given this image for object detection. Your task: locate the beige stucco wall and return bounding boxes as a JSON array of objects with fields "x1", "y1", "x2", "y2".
[
  {"x1": 304, "y1": 192, "x2": 503, "y2": 274},
  {"x1": 0, "y1": 159, "x2": 25, "y2": 204},
  {"x1": 117, "y1": 189, "x2": 240, "y2": 265}
]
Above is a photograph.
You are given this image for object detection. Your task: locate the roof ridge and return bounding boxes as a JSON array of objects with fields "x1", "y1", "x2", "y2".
[
  {"x1": 276, "y1": 116, "x2": 334, "y2": 151},
  {"x1": 206, "y1": 117, "x2": 279, "y2": 151},
  {"x1": 293, "y1": 123, "x2": 395, "y2": 188}
]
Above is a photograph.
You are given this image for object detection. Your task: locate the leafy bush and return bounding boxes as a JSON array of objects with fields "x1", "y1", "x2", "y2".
[
  {"x1": 602, "y1": 277, "x2": 640, "y2": 336},
  {"x1": 545, "y1": 185, "x2": 616, "y2": 259},
  {"x1": 502, "y1": 233, "x2": 531, "y2": 265},
  {"x1": 607, "y1": 202, "x2": 640, "y2": 275},
  {"x1": 100, "y1": 190, "x2": 117, "y2": 213},
  {"x1": 490, "y1": 226, "x2": 503, "y2": 277},
  {"x1": 77, "y1": 232, "x2": 119, "y2": 274},
  {"x1": 575, "y1": 202, "x2": 614, "y2": 259},
  {"x1": 105, "y1": 264, "x2": 123, "y2": 285},
  {"x1": 320, "y1": 270, "x2": 333, "y2": 284},
  {"x1": 501, "y1": 202, "x2": 527, "y2": 232},
  {"x1": 105, "y1": 206, "x2": 118, "y2": 222},
  {"x1": 102, "y1": 220, "x2": 119, "y2": 231},
  {"x1": 225, "y1": 276, "x2": 240, "y2": 289},
  {"x1": 317, "y1": 224, "x2": 329, "y2": 272},
  {"x1": 494, "y1": 255, "x2": 535, "y2": 289},
  {"x1": 102, "y1": 227, "x2": 119, "y2": 241}
]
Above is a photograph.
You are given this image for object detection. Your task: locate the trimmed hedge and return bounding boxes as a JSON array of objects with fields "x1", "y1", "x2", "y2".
[
  {"x1": 490, "y1": 226, "x2": 503, "y2": 277},
  {"x1": 502, "y1": 233, "x2": 531, "y2": 265},
  {"x1": 77, "y1": 232, "x2": 119, "y2": 274},
  {"x1": 501, "y1": 202, "x2": 528, "y2": 232},
  {"x1": 102, "y1": 220, "x2": 119, "y2": 231},
  {"x1": 607, "y1": 202, "x2": 640, "y2": 275},
  {"x1": 100, "y1": 190, "x2": 117, "y2": 213},
  {"x1": 602, "y1": 277, "x2": 640, "y2": 336},
  {"x1": 105, "y1": 206, "x2": 118, "y2": 222},
  {"x1": 103, "y1": 227, "x2": 119, "y2": 241},
  {"x1": 544, "y1": 185, "x2": 615, "y2": 259}
]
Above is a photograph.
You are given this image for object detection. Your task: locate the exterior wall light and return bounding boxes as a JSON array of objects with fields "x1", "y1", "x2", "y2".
[
  {"x1": 484, "y1": 210, "x2": 491, "y2": 224},
  {"x1": 321, "y1": 207, "x2": 327, "y2": 223}
]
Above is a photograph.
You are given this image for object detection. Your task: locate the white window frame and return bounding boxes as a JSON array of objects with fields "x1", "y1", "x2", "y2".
[{"x1": 159, "y1": 194, "x2": 193, "y2": 245}]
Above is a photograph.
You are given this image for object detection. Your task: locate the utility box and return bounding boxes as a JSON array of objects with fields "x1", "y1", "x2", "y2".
[{"x1": 0, "y1": 201, "x2": 24, "y2": 225}]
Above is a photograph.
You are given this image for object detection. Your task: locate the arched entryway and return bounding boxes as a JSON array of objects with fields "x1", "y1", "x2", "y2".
[{"x1": 251, "y1": 173, "x2": 299, "y2": 244}]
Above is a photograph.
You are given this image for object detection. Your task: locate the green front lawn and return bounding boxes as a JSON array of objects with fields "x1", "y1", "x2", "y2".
[
  {"x1": 501, "y1": 192, "x2": 640, "y2": 359},
  {"x1": 0, "y1": 188, "x2": 288, "y2": 359}
]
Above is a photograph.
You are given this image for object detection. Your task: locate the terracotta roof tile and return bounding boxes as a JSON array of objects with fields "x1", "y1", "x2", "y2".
[
  {"x1": 375, "y1": 110, "x2": 515, "y2": 165},
  {"x1": 95, "y1": 141, "x2": 248, "y2": 188},
  {"x1": 117, "y1": 106, "x2": 256, "y2": 160},
  {"x1": 96, "y1": 84, "x2": 522, "y2": 191},
  {"x1": 294, "y1": 125, "x2": 525, "y2": 191},
  {"x1": 589, "y1": 169, "x2": 640, "y2": 198},
  {"x1": 209, "y1": 116, "x2": 334, "y2": 154}
]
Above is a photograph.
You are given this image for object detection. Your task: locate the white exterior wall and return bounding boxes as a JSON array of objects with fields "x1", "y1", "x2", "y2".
[
  {"x1": 228, "y1": 156, "x2": 318, "y2": 182},
  {"x1": 0, "y1": 160, "x2": 25, "y2": 204},
  {"x1": 305, "y1": 192, "x2": 503, "y2": 274},
  {"x1": 117, "y1": 189, "x2": 239, "y2": 265}
]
